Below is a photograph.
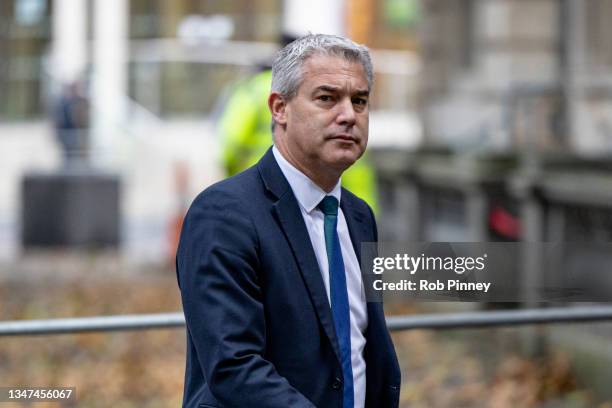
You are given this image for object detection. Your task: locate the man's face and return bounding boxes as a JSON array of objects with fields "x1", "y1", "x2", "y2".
[{"x1": 279, "y1": 54, "x2": 370, "y2": 174}]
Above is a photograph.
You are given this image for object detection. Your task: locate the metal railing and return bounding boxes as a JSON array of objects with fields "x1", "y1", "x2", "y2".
[{"x1": 2, "y1": 306, "x2": 612, "y2": 337}]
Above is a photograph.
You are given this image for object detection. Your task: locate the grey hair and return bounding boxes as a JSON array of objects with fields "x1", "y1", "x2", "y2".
[{"x1": 271, "y1": 33, "x2": 373, "y2": 100}]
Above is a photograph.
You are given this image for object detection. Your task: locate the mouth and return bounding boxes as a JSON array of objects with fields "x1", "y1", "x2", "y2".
[{"x1": 329, "y1": 134, "x2": 358, "y2": 143}]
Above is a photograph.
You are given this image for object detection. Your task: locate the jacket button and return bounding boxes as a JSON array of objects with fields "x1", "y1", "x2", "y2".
[{"x1": 332, "y1": 378, "x2": 342, "y2": 390}]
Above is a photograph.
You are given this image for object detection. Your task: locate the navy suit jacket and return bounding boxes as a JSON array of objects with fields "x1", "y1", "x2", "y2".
[{"x1": 177, "y1": 148, "x2": 401, "y2": 407}]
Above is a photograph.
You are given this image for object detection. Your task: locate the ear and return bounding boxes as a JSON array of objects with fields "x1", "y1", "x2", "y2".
[{"x1": 268, "y1": 92, "x2": 288, "y2": 127}]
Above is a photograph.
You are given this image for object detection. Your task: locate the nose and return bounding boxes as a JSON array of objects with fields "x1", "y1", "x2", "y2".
[{"x1": 335, "y1": 97, "x2": 356, "y2": 127}]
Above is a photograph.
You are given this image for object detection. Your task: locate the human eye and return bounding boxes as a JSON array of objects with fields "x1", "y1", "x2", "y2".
[
  {"x1": 352, "y1": 97, "x2": 368, "y2": 108},
  {"x1": 317, "y1": 94, "x2": 334, "y2": 102}
]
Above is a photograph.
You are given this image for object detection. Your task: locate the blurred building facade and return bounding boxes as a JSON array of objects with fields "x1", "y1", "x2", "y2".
[
  {"x1": 0, "y1": 0, "x2": 51, "y2": 119},
  {"x1": 365, "y1": 4, "x2": 612, "y2": 398},
  {"x1": 419, "y1": 0, "x2": 612, "y2": 155},
  {"x1": 0, "y1": 0, "x2": 421, "y2": 262},
  {"x1": 0, "y1": 0, "x2": 421, "y2": 120}
]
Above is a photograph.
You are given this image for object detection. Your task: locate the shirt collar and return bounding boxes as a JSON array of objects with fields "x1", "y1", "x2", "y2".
[{"x1": 272, "y1": 145, "x2": 341, "y2": 214}]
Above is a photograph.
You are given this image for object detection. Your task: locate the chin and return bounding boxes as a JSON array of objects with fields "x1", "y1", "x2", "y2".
[{"x1": 325, "y1": 151, "x2": 361, "y2": 171}]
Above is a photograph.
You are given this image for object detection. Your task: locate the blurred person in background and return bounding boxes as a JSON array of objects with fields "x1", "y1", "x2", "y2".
[
  {"x1": 53, "y1": 81, "x2": 90, "y2": 166},
  {"x1": 177, "y1": 34, "x2": 400, "y2": 408},
  {"x1": 219, "y1": 34, "x2": 379, "y2": 213}
]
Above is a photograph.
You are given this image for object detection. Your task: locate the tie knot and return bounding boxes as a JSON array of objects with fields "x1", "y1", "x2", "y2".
[{"x1": 318, "y1": 196, "x2": 339, "y2": 216}]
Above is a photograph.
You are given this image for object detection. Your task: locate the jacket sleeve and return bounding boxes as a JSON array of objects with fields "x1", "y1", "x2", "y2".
[{"x1": 177, "y1": 189, "x2": 316, "y2": 408}]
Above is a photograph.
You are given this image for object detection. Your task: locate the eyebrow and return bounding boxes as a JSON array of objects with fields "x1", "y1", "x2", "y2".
[{"x1": 314, "y1": 85, "x2": 370, "y2": 97}]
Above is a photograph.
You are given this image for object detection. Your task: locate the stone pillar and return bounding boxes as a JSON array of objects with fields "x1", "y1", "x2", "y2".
[
  {"x1": 91, "y1": 0, "x2": 129, "y2": 164},
  {"x1": 51, "y1": 0, "x2": 87, "y2": 84},
  {"x1": 283, "y1": 0, "x2": 345, "y2": 36},
  {"x1": 562, "y1": 0, "x2": 587, "y2": 152}
]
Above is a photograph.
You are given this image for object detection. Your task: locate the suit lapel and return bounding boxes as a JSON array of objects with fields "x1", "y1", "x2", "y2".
[
  {"x1": 259, "y1": 149, "x2": 341, "y2": 361},
  {"x1": 340, "y1": 194, "x2": 379, "y2": 296},
  {"x1": 272, "y1": 196, "x2": 341, "y2": 360},
  {"x1": 340, "y1": 195, "x2": 368, "y2": 263}
]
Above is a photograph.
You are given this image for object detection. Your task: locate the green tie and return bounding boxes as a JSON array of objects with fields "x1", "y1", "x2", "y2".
[{"x1": 318, "y1": 196, "x2": 354, "y2": 408}]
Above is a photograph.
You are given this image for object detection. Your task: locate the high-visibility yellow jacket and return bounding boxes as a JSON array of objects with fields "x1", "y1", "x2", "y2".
[{"x1": 220, "y1": 69, "x2": 378, "y2": 213}]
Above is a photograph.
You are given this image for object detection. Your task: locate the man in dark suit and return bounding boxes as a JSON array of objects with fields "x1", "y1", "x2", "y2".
[{"x1": 177, "y1": 34, "x2": 401, "y2": 408}]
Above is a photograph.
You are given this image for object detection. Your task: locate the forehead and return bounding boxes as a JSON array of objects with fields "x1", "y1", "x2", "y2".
[{"x1": 299, "y1": 54, "x2": 368, "y2": 91}]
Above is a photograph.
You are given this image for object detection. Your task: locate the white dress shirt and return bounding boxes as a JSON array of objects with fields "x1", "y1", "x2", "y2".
[{"x1": 272, "y1": 145, "x2": 367, "y2": 408}]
